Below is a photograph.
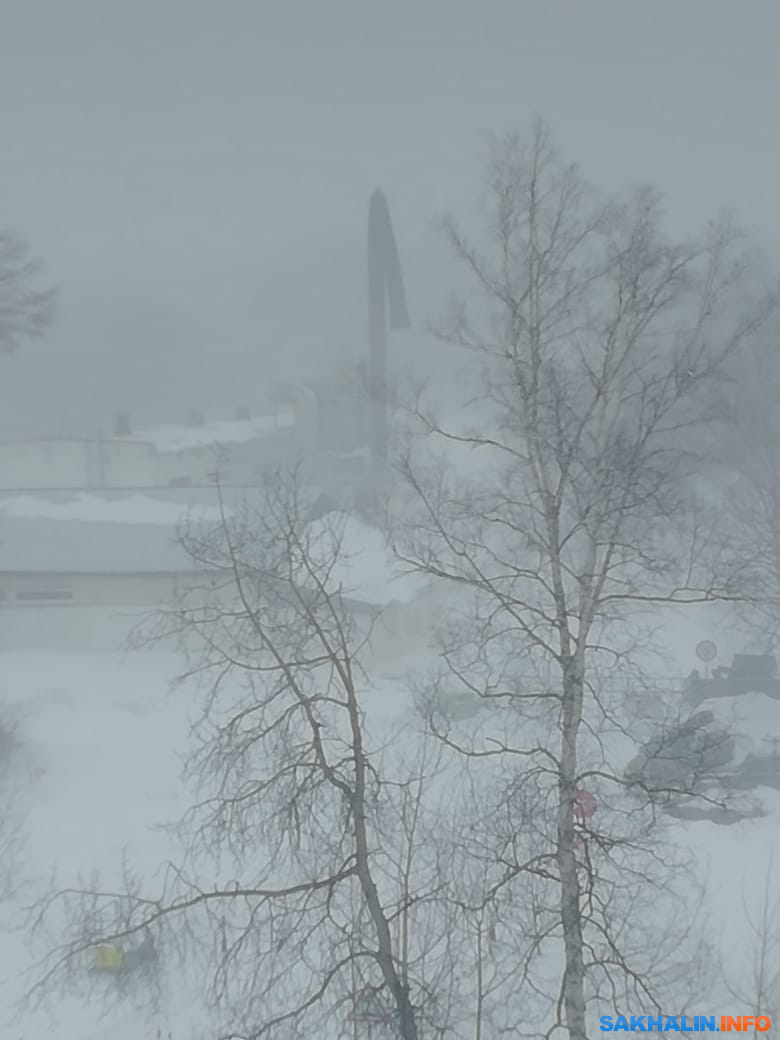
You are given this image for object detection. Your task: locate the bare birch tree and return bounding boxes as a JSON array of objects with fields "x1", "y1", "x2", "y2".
[
  {"x1": 712, "y1": 337, "x2": 780, "y2": 647},
  {"x1": 24, "y1": 475, "x2": 453, "y2": 1040},
  {"x1": 722, "y1": 856, "x2": 780, "y2": 1038},
  {"x1": 395, "y1": 119, "x2": 776, "y2": 1040},
  {"x1": 0, "y1": 229, "x2": 56, "y2": 354},
  {"x1": 0, "y1": 709, "x2": 24, "y2": 902}
]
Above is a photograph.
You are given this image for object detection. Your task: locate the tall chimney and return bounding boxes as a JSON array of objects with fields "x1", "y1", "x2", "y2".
[{"x1": 367, "y1": 190, "x2": 410, "y2": 479}]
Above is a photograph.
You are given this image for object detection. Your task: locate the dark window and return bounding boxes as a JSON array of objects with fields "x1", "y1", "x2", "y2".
[{"x1": 16, "y1": 587, "x2": 74, "y2": 603}]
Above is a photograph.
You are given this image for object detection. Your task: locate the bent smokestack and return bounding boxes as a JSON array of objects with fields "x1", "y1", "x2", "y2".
[{"x1": 368, "y1": 190, "x2": 410, "y2": 475}]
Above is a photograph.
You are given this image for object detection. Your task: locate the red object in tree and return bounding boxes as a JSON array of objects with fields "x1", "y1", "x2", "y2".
[{"x1": 573, "y1": 789, "x2": 597, "y2": 821}]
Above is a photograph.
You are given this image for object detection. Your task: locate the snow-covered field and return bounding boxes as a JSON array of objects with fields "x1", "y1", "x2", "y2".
[
  {"x1": 0, "y1": 653, "x2": 196, "y2": 1039},
  {"x1": 0, "y1": 651, "x2": 423, "y2": 1039},
  {"x1": 1, "y1": 649, "x2": 778, "y2": 1039}
]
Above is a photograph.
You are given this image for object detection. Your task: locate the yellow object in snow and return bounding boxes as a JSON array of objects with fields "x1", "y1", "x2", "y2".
[{"x1": 94, "y1": 944, "x2": 123, "y2": 970}]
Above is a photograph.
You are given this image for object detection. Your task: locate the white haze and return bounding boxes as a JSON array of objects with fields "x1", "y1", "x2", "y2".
[
  {"x1": 1, "y1": 0, "x2": 779, "y2": 434},
  {"x1": 2, "y1": 4, "x2": 780, "y2": 1038}
]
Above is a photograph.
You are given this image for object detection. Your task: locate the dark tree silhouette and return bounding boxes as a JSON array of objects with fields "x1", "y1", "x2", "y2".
[{"x1": 0, "y1": 229, "x2": 56, "y2": 354}]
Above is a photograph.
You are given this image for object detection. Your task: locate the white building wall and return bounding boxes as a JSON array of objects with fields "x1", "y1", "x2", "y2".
[
  {"x1": 0, "y1": 441, "x2": 89, "y2": 489},
  {"x1": 0, "y1": 605, "x2": 149, "y2": 653},
  {"x1": 101, "y1": 441, "x2": 159, "y2": 487},
  {"x1": 0, "y1": 571, "x2": 218, "y2": 607},
  {"x1": 154, "y1": 434, "x2": 303, "y2": 487},
  {"x1": 156, "y1": 446, "x2": 216, "y2": 486},
  {"x1": 0, "y1": 438, "x2": 161, "y2": 490},
  {"x1": 0, "y1": 427, "x2": 304, "y2": 492},
  {"x1": 0, "y1": 571, "x2": 444, "y2": 661},
  {"x1": 0, "y1": 572, "x2": 216, "y2": 652}
]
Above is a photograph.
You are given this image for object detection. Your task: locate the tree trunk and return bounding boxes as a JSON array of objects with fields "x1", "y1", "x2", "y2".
[
  {"x1": 347, "y1": 676, "x2": 420, "y2": 1040},
  {"x1": 557, "y1": 665, "x2": 588, "y2": 1040}
]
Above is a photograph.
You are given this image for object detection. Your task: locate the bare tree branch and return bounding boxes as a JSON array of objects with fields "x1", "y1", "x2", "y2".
[{"x1": 396, "y1": 118, "x2": 775, "y2": 1040}]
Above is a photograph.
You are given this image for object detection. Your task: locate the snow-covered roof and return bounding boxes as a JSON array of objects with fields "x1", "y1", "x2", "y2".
[
  {"x1": 0, "y1": 516, "x2": 196, "y2": 574},
  {"x1": 0, "y1": 492, "x2": 228, "y2": 526},
  {"x1": 0, "y1": 435, "x2": 152, "y2": 449},
  {"x1": 127, "y1": 411, "x2": 296, "y2": 453},
  {"x1": 0, "y1": 491, "x2": 234, "y2": 574},
  {"x1": 304, "y1": 511, "x2": 430, "y2": 607},
  {"x1": 0, "y1": 496, "x2": 430, "y2": 609}
]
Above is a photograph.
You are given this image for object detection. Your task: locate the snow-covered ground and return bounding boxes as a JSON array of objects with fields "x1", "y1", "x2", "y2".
[
  {"x1": 0, "y1": 650, "x2": 421, "y2": 1039},
  {"x1": 1, "y1": 649, "x2": 777, "y2": 1039},
  {"x1": 305, "y1": 511, "x2": 431, "y2": 605},
  {"x1": 0, "y1": 653, "x2": 195, "y2": 1039}
]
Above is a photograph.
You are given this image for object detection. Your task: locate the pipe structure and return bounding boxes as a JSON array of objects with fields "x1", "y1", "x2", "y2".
[{"x1": 367, "y1": 190, "x2": 409, "y2": 475}]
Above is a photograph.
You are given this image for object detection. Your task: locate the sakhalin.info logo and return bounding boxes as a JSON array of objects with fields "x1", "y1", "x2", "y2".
[{"x1": 600, "y1": 1016, "x2": 771, "y2": 1032}]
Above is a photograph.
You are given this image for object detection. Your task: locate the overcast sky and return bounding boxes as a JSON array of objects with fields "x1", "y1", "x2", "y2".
[{"x1": 1, "y1": 0, "x2": 778, "y2": 436}]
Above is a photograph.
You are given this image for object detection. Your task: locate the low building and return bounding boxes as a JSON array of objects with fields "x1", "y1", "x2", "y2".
[
  {"x1": 0, "y1": 508, "x2": 202, "y2": 652},
  {"x1": 0, "y1": 407, "x2": 301, "y2": 492},
  {"x1": 0, "y1": 436, "x2": 159, "y2": 490},
  {"x1": 126, "y1": 409, "x2": 300, "y2": 486},
  {"x1": 0, "y1": 379, "x2": 376, "y2": 495},
  {"x1": 0, "y1": 493, "x2": 440, "y2": 662}
]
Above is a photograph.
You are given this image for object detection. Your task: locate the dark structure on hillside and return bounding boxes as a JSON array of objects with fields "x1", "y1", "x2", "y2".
[
  {"x1": 685, "y1": 653, "x2": 780, "y2": 705},
  {"x1": 624, "y1": 653, "x2": 780, "y2": 825},
  {"x1": 367, "y1": 190, "x2": 410, "y2": 472}
]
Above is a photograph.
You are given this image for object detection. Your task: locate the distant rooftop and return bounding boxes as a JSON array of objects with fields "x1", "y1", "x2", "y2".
[
  {"x1": 0, "y1": 496, "x2": 429, "y2": 607},
  {"x1": 0, "y1": 410, "x2": 297, "y2": 454},
  {"x1": 0, "y1": 435, "x2": 145, "y2": 448},
  {"x1": 127, "y1": 410, "x2": 296, "y2": 453},
  {"x1": 0, "y1": 516, "x2": 197, "y2": 574},
  {"x1": 0, "y1": 491, "x2": 230, "y2": 526},
  {"x1": 0, "y1": 490, "x2": 237, "y2": 573}
]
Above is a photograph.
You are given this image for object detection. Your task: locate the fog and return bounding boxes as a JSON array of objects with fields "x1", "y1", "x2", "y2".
[
  {"x1": 2, "y1": 0, "x2": 779, "y2": 434},
  {"x1": 4, "y1": 5, "x2": 780, "y2": 1038}
]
